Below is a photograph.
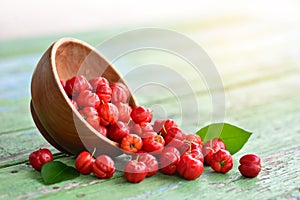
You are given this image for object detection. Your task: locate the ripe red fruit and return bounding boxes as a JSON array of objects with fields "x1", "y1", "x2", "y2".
[
  {"x1": 65, "y1": 75, "x2": 91, "y2": 97},
  {"x1": 89, "y1": 77, "x2": 109, "y2": 92},
  {"x1": 153, "y1": 119, "x2": 177, "y2": 137},
  {"x1": 129, "y1": 121, "x2": 154, "y2": 138},
  {"x1": 185, "y1": 134, "x2": 203, "y2": 149},
  {"x1": 110, "y1": 82, "x2": 130, "y2": 104},
  {"x1": 190, "y1": 148, "x2": 204, "y2": 163},
  {"x1": 96, "y1": 125, "x2": 107, "y2": 137},
  {"x1": 93, "y1": 155, "x2": 115, "y2": 179},
  {"x1": 75, "y1": 151, "x2": 95, "y2": 175},
  {"x1": 202, "y1": 138, "x2": 226, "y2": 165},
  {"x1": 114, "y1": 102, "x2": 132, "y2": 123},
  {"x1": 97, "y1": 103, "x2": 119, "y2": 126},
  {"x1": 159, "y1": 147, "x2": 180, "y2": 175},
  {"x1": 210, "y1": 149, "x2": 233, "y2": 174},
  {"x1": 76, "y1": 90, "x2": 100, "y2": 108},
  {"x1": 124, "y1": 157, "x2": 148, "y2": 183},
  {"x1": 179, "y1": 142, "x2": 204, "y2": 163},
  {"x1": 79, "y1": 107, "x2": 100, "y2": 130},
  {"x1": 133, "y1": 153, "x2": 158, "y2": 177},
  {"x1": 96, "y1": 84, "x2": 112, "y2": 103},
  {"x1": 130, "y1": 106, "x2": 152, "y2": 124},
  {"x1": 108, "y1": 121, "x2": 129, "y2": 143},
  {"x1": 238, "y1": 154, "x2": 261, "y2": 178},
  {"x1": 128, "y1": 120, "x2": 142, "y2": 136},
  {"x1": 120, "y1": 134, "x2": 143, "y2": 153},
  {"x1": 152, "y1": 119, "x2": 165, "y2": 132},
  {"x1": 142, "y1": 134, "x2": 165, "y2": 154},
  {"x1": 164, "y1": 126, "x2": 186, "y2": 148},
  {"x1": 29, "y1": 148, "x2": 53, "y2": 171},
  {"x1": 177, "y1": 153, "x2": 204, "y2": 180}
]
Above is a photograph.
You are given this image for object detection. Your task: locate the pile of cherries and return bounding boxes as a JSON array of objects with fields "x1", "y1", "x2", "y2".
[{"x1": 29, "y1": 75, "x2": 261, "y2": 183}]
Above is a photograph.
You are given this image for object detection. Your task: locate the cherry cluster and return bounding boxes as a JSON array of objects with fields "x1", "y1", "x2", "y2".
[
  {"x1": 28, "y1": 75, "x2": 261, "y2": 183},
  {"x1": 60, "y1": 75, "x2": 132, "y2": 136}
]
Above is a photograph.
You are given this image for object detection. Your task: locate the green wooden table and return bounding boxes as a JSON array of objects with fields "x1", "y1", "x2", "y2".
[{"x1": 0, "y1": 13, "x2": 299, "y2": 200}]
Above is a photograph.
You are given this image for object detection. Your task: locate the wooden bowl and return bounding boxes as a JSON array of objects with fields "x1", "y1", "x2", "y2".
[{"x1": 31, "y1": 38, "x2": 137, "y2": 157}]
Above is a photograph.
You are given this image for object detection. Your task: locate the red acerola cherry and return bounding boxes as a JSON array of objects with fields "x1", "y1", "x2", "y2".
[
  {"x1": 164, "y1": 126, "x2": 186, "y2": 148},
  {"x1": 79, "y1": 107, "x2": 100, "y2": 130},
  {"x1": 130, "y1": 106, "x2": 152, "y2": 124},
  {"x1": 153, "y1": 119, "x2": 177, "y2": 137},
  {"x1": 128, "y1": 120, "x2": 142, "y2": 136},
  {"x1": 129, "y1": 121, "x2": 154, "y2": 138},
  {"x1": 93, "y1": 155, "x2": 115, "y2": 179},
  {"x1": 124, "y1": 157, "x2": 148, "y2": 183},
  {"x1": 76, "y1": 90, "x2": 100, "y2": 109},
  {"x1": 75, "y1": 151, "x2": 95, "y2": 175},
  {"x1": 133, "y1": 152, "x2": 158, "y2": 177},
  {"x1": 177, "y1": 153, "x2": 204, "y2": 180},
  {"x1": 185, "y1": 148, "x2": 204, "y2": 163},
  {"x1": 142, "y1": 134, "x2": 165, "y2": 154},
  {"x1": 96, "y1": 125, "x2": 108, "y2": 137},
  {"x1": 29, "y1": 148, "x2": 53, "y2": 171},
  {"x1": 65, "y1": 75, "x2": 91, "y2": 97},
  {"x1": 179, "y1": 141, "x2": 203, "y2": 163},
  {"x1": 97, "y1": 103, "x2": 119, "y2": 126},
  {"x1": 89, "y1": 77, "x2": 109, "y2": 92},
  {"x1": 210, "y1": 149, "x2": 233, "y2": 174},
  {"x1": 202, "y1": 138, "x2": 226, "y2": 165},
  {"x1": 159, "y1": 147, "x2": 180, "y2": 175},
  {"x1": 238, "y1": 154, "x2": 261, "y2": 178},
  {"x1": 110, "y1": 82, "x2": 130, "y2": 104},
  {"x1": 96, "y1": 84, "x2": 112, "y2": 103},
  {"x1": 185, "y1": 134, "x2": 203, "y2": 149},
  {"x1": 114, "y1": 102, "x2": 132, "y2": 123},
  {"x1": 108, "y1": 121, "x2": 129, "y2": 143}
]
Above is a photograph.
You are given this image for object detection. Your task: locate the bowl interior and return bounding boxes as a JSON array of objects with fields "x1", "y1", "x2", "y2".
[
  {"x1": 32, "y1": 38, "x2": 136, "y2": 157},
  {"x1": 54, "y1": 39, "x2": 136, "y2": 106}
]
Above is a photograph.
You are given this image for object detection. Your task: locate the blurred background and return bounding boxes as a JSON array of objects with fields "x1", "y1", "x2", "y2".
[{"x1": 1, "y1": 0, "x2": 297, "y2": 41}]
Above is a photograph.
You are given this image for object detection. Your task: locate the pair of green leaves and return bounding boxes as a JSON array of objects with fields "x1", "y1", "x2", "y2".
[
  {"x1": 41, "y1": 161, "x2": 79, "y2": 185},
  {"x1": 196, "y1": 123, "x2": 252, "y2": 155}
]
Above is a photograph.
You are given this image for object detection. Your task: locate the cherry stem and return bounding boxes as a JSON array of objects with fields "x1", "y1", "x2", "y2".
[
  {"x1": 189, "y1": 142, "x2": 192, "y2": 154},
  {"x1": 162, "y1": 125, "x2": 167, "y2": 134},
  {"x1": 91, "y1": 147, "x2": 96, "y2": 157},
  {"x1": 135, "y1": 154, "x2": 140, "y2": 163},
  {"x1": 210, "y1": 140, "x2": 213, "y2": 149}
]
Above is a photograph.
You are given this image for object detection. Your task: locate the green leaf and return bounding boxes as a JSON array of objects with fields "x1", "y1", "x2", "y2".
[
  {"x1": 41, "y1": 161, "x2": 79, "y2": 185},
  {"x1": 196, "y1": 123, "x2": 252, "y2": 155}
]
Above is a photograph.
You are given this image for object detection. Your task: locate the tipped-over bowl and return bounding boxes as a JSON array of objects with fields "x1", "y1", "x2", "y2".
[{"x1": 31, "y1": 38, "x2": 137, "y2": 157}]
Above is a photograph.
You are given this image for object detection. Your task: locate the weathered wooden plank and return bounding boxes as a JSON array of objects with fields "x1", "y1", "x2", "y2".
[
  {"x1": 0, "y1": 144, "x2": 298, "y2": 200},
  {"x1": 0, "y1": 129, "x2": 56, "y2": 168},
  {"x1": 0, "y1": 91, "x2": 299, "y2": 199}
]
